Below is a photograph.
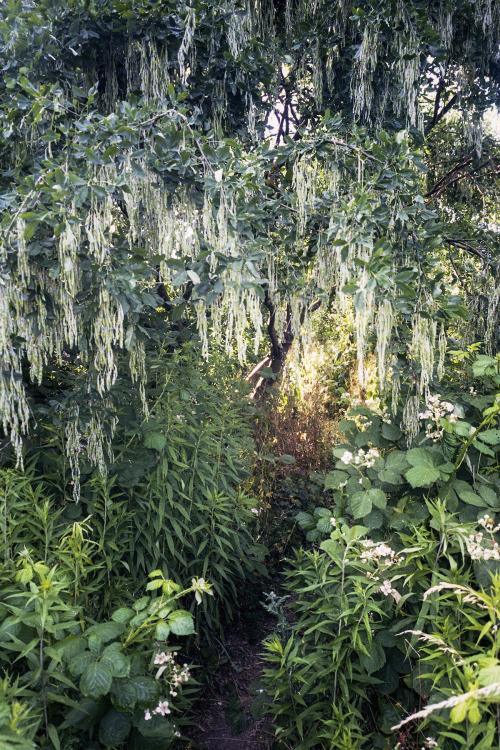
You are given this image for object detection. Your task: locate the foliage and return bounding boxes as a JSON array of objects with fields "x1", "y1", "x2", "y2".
[
  {"x1": 262, "y1": 354, "x2": 500, "y2": 748},
  {"x1": 1, "y1": 0, "x2": 500, "y2": 748},
  {"x1": 0, "y1": 554, "x2": 210, "y2": 748},
  {"x1": 0, "y1": 0, "x2": 499, "y2": 476}
]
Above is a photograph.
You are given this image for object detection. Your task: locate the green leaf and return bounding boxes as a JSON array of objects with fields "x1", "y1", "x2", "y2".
[
  {"x1": 110, "y1": 679, "x2": 137, "y2": 711},
  {"x1": 88, "y1": 622, "x2": 126, "y2": 643},
  {"x1": 478, "y1": 666, "x2": 500, "y2": 688},
  {"x1": 146, "y1": 578, "x2": 164, "y2": 591},
  {"x1": 316, "y1": 516, "x2": 334, "y2": 533},
  {"x1": 128, "y1": 676, "x2": 161, "y2": 709},
  {"x1": 381, "y1": 423, "x2": 402, "y2": 441},
  {"x1": 385, "y1": 452, "x2": 410, "y2": 472},
  {"x1": 367, "y1": 488, "x2": 387, "y2": 509},
  {"x1": 130, "y1": 160, "x2": 146, "y2": 179},
  {"x1": 155, "y1": 621, "x2": 171, "y2": 640},
  {"x1": 101, "y1": 650, "x2": 130, "y2": 679},
  {"x1": 360, "y1": 641, "x2": 386, "y2": 674},
  {"x1": 477, "y1": 429, "x2": 500, "y2": 445},
  {"x1": 111, "y1": 608, "x2": 135, "y2": 625},
  {"x1": 406, "y1": 447, "x2": 439, "y2": 467},
  {"x1": 80, "y1": 662, "x2": 113, "y2": 699},
  {"x1": 57, "y1": 635, "x2": 87, "y2": 660},
  {"x1": 99, "y1": 708, "x2": 132, "y2": 748},
  {"x1": 68, "y1": 651, "x2": 94, "y2": 677},
  {"x1": 88, "y1": 634, "x2": 104, "y2": 654},
  {"x1": 324, "y1": 470, "x2": 349, "y2": 490},
  {"x1": 168, "y1": 609, "x2": 195, "y2": 636},
  {"x1": 48, "y1": 724, "x2": 60, "y2": 750},
  {"x1": 144, "y1": 432, "x2": 167, "y2": 451},
  {"x1": 378, "y1": 469, "x2": 403, "y2": 485},
  {"x1": 405, "y1": 466, "x2": 440, "y2": 488},
  {"x1": 451, "y1": 479, "x2": 487, "y2": 506},
  {"x1": 350, "y1": 491, "x2": 372, "y2": 518}
]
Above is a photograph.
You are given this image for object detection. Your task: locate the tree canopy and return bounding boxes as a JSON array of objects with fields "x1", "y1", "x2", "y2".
[{"x1": 1, "y1": 0, "x2": 500, "y2": 474}]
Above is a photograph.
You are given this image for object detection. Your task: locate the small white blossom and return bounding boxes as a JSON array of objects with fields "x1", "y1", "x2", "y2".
[
  {"x1": 154, "y1": 700, "x2": 171, "y2": 716},
  {"x1": 379, "y1": 580, "x2": 393, "y2": 596}
]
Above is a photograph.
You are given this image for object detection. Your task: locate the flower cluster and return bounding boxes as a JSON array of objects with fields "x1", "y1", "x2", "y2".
[
  {"x1": 467, "y1": 516, "x2": 500, "y2": 561},
  {"x1": 377, "y1": 579, "x2": 401, "y2": 603},
  {"x1": 478, "y1": 515, "x2": 500, "y2": 533},
  {"x1": 172, "y1": 663, "x2": 190, "y2": 688},
  {"x1": 145, "y1": 700, "x2": 171, "y2": 720},
  {"x1": 340, "y1": 447, "x2": 380, "y2": 469},
  {"x1": 418, "y1": 394, "x2": 455, "y2": 440},
  {"x1": 154, "y1": 651, "x2": 174, "y2": 666},
  {"x1": 378, "y1": 580, "x2": 394, "y2": 596},
  {"x1": 360, "y1": 541, "x2": 403, "y2": 565}
]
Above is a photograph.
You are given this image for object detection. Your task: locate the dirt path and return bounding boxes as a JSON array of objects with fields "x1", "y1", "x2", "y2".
[{"x1": 187, "y1": 619, "x2": 275, "y2": 750}]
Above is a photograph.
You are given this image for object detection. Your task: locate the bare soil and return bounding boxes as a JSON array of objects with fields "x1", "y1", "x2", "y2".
[{"x1": 187, "y1": 619, "x2": 275, "y2": 750}]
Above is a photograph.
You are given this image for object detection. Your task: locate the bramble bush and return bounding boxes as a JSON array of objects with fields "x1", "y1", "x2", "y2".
[{"x1": 262, "y1": 352, "x2": 500, "y2": 748}]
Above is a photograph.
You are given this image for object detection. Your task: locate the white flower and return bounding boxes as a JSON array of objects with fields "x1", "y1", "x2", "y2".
[
  {"x1": 340, "y1": 451, "x2": 353, "y2": 464},
  {"x1": 214, "y1": 169, "x2": 223, "y2": 182},
  {"x1": 379, "y1": 580, "x2": 393, "y2": 596},
  {"x1": 154, "y1": 700, "x2": 171, "y2": 716},
  {"x1": 191, "y1": 577, "x2": 213, "y2": 604},
  {"x1": 329, "y1": 517, "x2": 336, "y2": 526},
  {"x1": 144, "y1": 710, "x2": 152, "y2": 721}
]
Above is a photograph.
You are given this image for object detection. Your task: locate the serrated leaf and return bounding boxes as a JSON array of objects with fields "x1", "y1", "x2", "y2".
[
  {"x1": 68, "y1": 651, "x2": 94, "y2": 677},
  {"x1": 168, "y1": 609, "x2": 195, "y2": 636},
  {"x1": 88, "y1": 634, "x2": 103, "y2": 654},
  {"x1": 110, "y1": 678, "x2": 137, "y2": 711},
  {"x1": 88, "y1": 622, "x2": 126, "y2": 643},
  {"x1": 57, "y1": 636, "x2": 87, "y2": 660},
  {"x1": 325, "y1": 470, "x2": 349, "y2": 490},
  {"x1": 155, "y1": 621, "x2": 171, "y2": 640},
  {"x1": 406, "y1": 447, "x2": 440, "y2": 467},
  {"x1": 99, "y1": 708, "x2": 132, "y2": 748},
  {"x1": 144, "y1": 432, "x2": 167, "y2": 451},
  {"x1": 360, "y1": 641, "x2": 386, "y2": 674},
  {"x1": 478, "y1": 666, "x2": 500, "y2": 687},
  {"x1": 378, "y1": 469, "x2": 403, "y2": 485},
  {"x1": 101, "y1": 651, "x2": 130, "y2": 679},
  {"x1": 405, "y1": 466, "x2": 440, "y2": 488},
  {"x1": 367, "y1": 488, "x2": 387, "y2": 509},
  {"x1": 80, "y1": 662, "x2": 113, "y2": 699},
  {"x1": 146, "y1": 578, "x2": 163, "y2": 591},
  {"x1": 385, "y1": 451, "x2": 410, "y2": 472},
  {"x1": 350, "y1": 491, "x2": 372, "y2": 518},
  {"x1": 128, "y1": 676, "x2": 161, "y2": 709},
  {"x1": 111, "y1": 608, "x2": 135, "y2": 624},
  {"x1": 381, "y1": 423, "x2": 402, "y2": 441},
  {"x1": 295, "y1": 512, "x2": 314, "y2": 529},
  {"x1": 477, "y1": 429, "x2": 500, "y2": 445},
  {"x1": 316, "y1": 516, "x2": 334, "y2": 533}
]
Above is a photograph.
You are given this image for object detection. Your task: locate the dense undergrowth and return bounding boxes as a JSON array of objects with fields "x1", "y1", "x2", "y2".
[
  {"x1": 4, "y1": 319, "x2": 500, "y2": 750},
  {"x1": 0, "y1": 343, "x2": 265, "y2": 749},
  {"x1": 256, "y1": 334, "x2": 500, "y2": 749}
]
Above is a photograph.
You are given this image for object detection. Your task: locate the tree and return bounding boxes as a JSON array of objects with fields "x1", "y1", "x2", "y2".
[{"x1": 0, "y1": 0, "x2": 499, "y2": 474}]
